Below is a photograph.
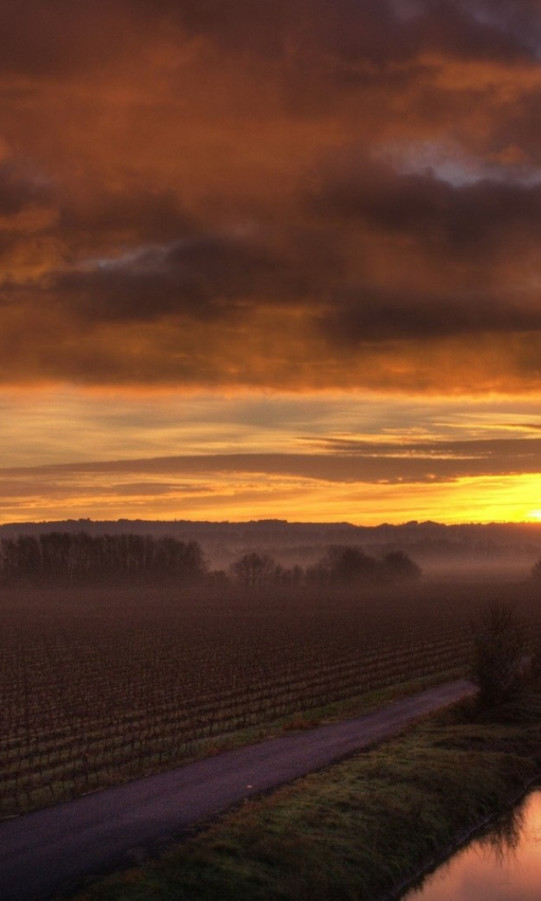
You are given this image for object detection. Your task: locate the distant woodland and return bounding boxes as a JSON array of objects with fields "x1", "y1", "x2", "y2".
[
  {"x1": 0, "y1": 531, "x2": 421, "y2": 588},
  {"x1": 0, "y1": 532, "x2": 206, "y2": 586},
  {"x1": 0, "y1": 518, "x2": 540, "y2": 576}
]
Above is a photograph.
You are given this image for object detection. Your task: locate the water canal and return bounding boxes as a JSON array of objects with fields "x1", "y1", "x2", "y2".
[{"x1": 403, "y1": 788, "x2": 541, "y2": 900}]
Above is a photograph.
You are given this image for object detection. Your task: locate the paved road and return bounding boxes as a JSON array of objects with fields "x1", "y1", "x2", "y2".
[{"x1": 0, "y1": 679, "x2": 475, "y2": 901}]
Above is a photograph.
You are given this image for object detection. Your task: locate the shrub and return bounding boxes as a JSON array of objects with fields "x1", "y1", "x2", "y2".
[{"x1": 470, "y1": 603, "x2": 530, "y2": 710}]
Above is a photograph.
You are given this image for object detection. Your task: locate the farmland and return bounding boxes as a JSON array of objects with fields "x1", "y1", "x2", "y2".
[{"x1": 0, "y1": 578, "x2": 538, "y2": 819}]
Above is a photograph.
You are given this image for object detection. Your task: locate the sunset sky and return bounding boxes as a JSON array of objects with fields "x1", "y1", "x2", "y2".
[{"x1": 2, "y1": 0, "x2": 541, "y2": 524}]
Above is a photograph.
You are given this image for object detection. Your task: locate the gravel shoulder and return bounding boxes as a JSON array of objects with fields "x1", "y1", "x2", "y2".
[{"x1": 0, "y1": 678, "x2": 475, "y2": 901}]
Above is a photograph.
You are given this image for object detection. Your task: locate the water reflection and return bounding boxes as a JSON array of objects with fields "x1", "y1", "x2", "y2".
[{"x1": 404, "y1": 789, "x2": 541, "y2": 900}]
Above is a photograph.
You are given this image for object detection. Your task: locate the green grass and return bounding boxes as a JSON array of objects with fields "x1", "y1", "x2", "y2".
[{"x1": 69, "y1": 696, "x2": 541, "y2": 901}]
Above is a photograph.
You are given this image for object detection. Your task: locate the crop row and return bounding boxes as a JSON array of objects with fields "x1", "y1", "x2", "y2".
[{"x1": 0, "y1": 582, "x2": 491, "y2": 817}]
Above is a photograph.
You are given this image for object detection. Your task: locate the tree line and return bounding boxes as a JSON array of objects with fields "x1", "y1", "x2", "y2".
[
  {"x1": 0, "y1": 532, "x2": 422, "y2": 589},
  {"x1": 0, "y1": 532, "x2": 206, "y2": 586},
  {"x1": 230, "y1": 546, "x2": 421, "y2": 590}
]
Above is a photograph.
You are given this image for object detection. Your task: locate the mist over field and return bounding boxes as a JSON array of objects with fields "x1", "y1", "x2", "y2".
[{"x1": 1, "y1": 518, "x2": 540, "y2": 578}]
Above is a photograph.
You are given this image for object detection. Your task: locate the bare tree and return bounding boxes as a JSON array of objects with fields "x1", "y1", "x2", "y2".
[{"x1": 230, "y1": 552, "x2": 278, "y2": 590}]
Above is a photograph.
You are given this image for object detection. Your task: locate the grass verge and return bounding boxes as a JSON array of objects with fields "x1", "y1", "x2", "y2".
[{"x1": 69, "y1": 693, "x2": 541, "y2": 901}]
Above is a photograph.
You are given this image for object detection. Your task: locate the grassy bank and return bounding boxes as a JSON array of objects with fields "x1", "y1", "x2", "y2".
[{"x1": 70, "y1": 696, "x2": 541, "y2": 901}]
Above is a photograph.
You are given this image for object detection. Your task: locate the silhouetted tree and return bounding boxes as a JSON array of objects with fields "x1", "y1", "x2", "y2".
[
  {"x1": 471, "y1": 603, "x2": 530, "y2": 710},
  {"x1": 379, "y1": 551, "x2": 422, "y2": 583},
  {"x1": 230, "y1": 552, "x2": 279, "y2": 589},
  {"x1": 0, "y1": 532, "x2": 206, "y2": 585},
  {"x1": 318, "y1": 545, "x2": 377, "y2": 586}
]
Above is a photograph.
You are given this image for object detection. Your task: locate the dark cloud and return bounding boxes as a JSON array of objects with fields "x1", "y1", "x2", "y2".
[
  {"x1": 1, "y1": 0, "x2": 532, "y2": 84},
  {"x1": 5, "y1": 435, "x2": 541, "y2": 485},
  {"x1": 159, "y1": 0, "x2": 301, "y2": 57},
  {"x1": 409, "y1": 1, "x2": 533, "y2": 63},
  {"x1": 0, "y1": 2, "x2": 132, "y2": 78},
  {"x1": 54, "y1": 234, "x2": 320, "y2": 323},
  {"x1": 140, "y1": 0, "x2": 535, "y2": 65},
  {"x1": 58, "y1": 188, "x2": 194, "y2": 251},
  {"x1": 454, "y1": 0, "x2": 541, "y2": 58},
  {"x1": 310, "y1": 159, "x2": 541, "y2": 254},
  {"x1": 319, "y1": 435, "x2": 541, "y2": 461},
  {"x1": 319, "y1": 288, "x2": 541, "y2": 345},
  {"x1": 0, "y1": 162, "x2": 52, "y2": 216}
]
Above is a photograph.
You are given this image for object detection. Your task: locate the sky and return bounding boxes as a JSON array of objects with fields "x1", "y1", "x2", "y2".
[{"x1": 2, "y1": 0, "x2": 541, "y2": 525}]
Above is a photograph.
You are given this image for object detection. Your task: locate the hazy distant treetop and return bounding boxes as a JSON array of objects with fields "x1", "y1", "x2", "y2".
[
  {"x1": 307, "y1": 545, "x2": 422, "y2": 587},
  {"x1": 309, "y1": 545, "x2": 377, "y2": 586},
  {"x1": 230, "y1": 552, "x2": 279, "y2": 589},
  {"x1": 379, "y1": 551, "x2": 422, "y2": 583}
]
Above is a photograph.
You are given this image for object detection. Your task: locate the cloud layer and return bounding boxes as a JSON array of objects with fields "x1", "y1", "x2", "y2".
[
  {"x1": 3, "y1": 436, "x2": 541, "y2": 525},
  {"x1": 1, "y1": 1, "x2": 541, "y2": 391}
]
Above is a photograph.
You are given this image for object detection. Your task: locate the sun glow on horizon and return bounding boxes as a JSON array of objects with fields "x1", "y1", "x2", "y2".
[{"x1": 1, "y1": 463, "x2": 541, "y2": 528}]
